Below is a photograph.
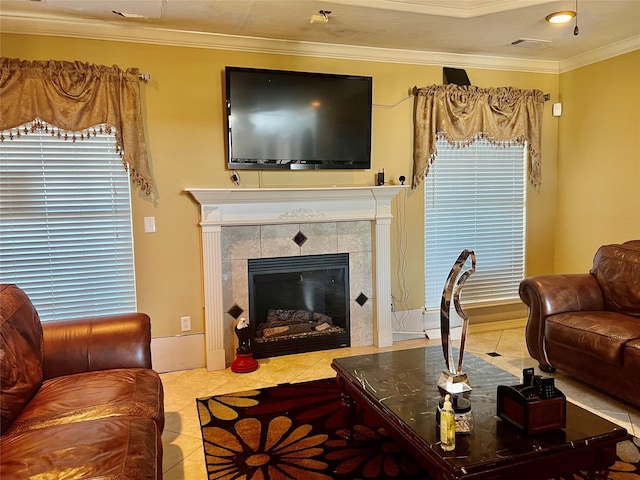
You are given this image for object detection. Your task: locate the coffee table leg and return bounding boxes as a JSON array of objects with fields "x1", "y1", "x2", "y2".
[
  {"x1": 587, "y1": 445, "x2": 617, "y2": 480},
  {"x1": 587, "y1": 468, "x2": 608, "y2": 480},
  {"x1": 341, "y1": 391, "x2": 357, "y2": 444},
  {"x1": 337, "y1": 376, "x2": 357, "y2": 444}
]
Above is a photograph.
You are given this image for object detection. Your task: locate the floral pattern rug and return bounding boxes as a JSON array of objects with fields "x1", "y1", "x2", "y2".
[{"x1": 197, "y1": 378, "x2": 640, "y2": 480}]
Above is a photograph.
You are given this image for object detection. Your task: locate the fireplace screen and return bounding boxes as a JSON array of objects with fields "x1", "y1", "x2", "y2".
[{"x1": 248, "y1": 253, "x2": 350, "y2": 358}]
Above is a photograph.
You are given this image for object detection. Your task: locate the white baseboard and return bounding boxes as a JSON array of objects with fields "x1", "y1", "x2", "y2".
[
  {"x1": 151, "y1": 334, "x2": 206, "y2": 373},
  {"x1": 149, "y1": 318, "x2": 527, "y2": 372},
  {"x1": 391, "y1": 308, "x2": 436, "y2": 342},
  {"x1": 468, "y1": 318, "x2": 527, "y2": 333},
  {"x1": 392, "y1": 308, "x2": 528, "y2": 343}
]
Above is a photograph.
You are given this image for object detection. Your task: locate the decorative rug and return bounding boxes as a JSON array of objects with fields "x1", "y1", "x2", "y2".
[{"x1": 197, "y1": 378, "x2": 640, "y2": 480}]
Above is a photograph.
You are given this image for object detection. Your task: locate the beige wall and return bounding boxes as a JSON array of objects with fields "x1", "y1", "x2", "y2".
[
  {"x1": 1, "y1": 33, "x2": 560, "y2": 338},
  {"x1": 555, "y1": 50, "x2": 640, "y2": 272}
]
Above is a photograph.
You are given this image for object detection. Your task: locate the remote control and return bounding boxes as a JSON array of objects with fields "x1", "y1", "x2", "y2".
[
  {"x1": 523, "y1": 367, "x2": 535, "y2": 386},
  {"x1": 539, "y1": 377, "x2": 555, "y2": 399}
]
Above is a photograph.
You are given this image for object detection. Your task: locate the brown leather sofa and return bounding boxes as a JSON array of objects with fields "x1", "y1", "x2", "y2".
[
  {"x1": 519, "y1": 241, "x2": 640, "y2": 407},
  {"x1": 0, "y1": 284, "x2": 164, "y2": 479}
]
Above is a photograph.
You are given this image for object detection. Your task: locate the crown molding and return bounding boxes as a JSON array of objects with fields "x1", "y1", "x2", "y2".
[
  {"x1": 322, "y1": 0, "x2": 556, "y2": 18},
  {"x1": 0, "y1": 13, "x2": 560, "y2": 74},
  {"x1": 558, "y1": 35, "x2": 640, "y2": 73},
  {"x1": 13, "y1": 13, "x2": 639, "y2": 74}
]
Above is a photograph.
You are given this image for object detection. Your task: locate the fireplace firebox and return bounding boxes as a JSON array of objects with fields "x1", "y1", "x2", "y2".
[{"x1": 248, "y1": 253, "x2": 350, "y2": 358}]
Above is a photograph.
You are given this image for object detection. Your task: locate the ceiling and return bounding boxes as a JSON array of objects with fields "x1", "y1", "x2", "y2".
[{"x1": 1, "y1": 0, "x2": 639, "y2": 71}]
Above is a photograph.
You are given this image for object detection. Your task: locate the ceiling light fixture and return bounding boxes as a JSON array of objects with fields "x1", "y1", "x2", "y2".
[
  {"x1": 310, "y1": 10, "x2": 331, "y2": 24},
  {"x1": 545, "y1": 10, "x2": 576, "y2": 24}
]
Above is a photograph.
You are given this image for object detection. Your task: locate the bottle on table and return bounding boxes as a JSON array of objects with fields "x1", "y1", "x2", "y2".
[{"x1": 440, "y1": 394, "x2": 456, "y2": 451}]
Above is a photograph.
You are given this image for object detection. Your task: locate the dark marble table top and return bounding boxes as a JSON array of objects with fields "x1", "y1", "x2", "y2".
[{"x1": 332, "y1": 346, "x2": 628, "y2": 476}]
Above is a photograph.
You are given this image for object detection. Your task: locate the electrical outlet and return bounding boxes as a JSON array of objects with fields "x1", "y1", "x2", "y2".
[{"x1": 180, "y1": 316, "x2": 191, "y2": 332}]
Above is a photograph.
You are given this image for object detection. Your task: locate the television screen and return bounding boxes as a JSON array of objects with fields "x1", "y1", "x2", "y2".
[{"x1": 225, "y1": 67, "x2": 372, "y2": 170}]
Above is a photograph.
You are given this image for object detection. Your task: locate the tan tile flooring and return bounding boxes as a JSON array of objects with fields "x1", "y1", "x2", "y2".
[{"x1": 160, "y1": 327, "x2": 640, "y2": 479}]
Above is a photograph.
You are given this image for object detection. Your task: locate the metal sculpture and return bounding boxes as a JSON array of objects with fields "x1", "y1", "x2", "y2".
[{"x1": 438, "y1": 249, "x2": 476, "y2": 394}]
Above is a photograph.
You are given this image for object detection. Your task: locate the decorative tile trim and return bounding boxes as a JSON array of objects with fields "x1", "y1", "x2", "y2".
[{"x1": 279, "y1": 208, "x2": 327, "y2": 219}]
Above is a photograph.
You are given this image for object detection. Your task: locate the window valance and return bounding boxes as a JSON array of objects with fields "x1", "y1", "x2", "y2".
[
  {"x1": 0, "y1": 57, "x2": 152, "y2": 195},
  {"x1": 412, "y1": 84, "x2": 545, "y2": 189}
]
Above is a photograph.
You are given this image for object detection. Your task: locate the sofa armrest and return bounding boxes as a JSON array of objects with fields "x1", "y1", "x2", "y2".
[
  {"x1": 42, "y1": 313, "x2": 152, "y2": 380},
  {"x1": 519, "y1": 274, "x2": 604, "y2": 366}
]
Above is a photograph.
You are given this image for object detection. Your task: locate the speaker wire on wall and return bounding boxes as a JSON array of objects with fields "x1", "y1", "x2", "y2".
[{"x1": 392, "y1": 186, "x2": 411, "y2": 330}]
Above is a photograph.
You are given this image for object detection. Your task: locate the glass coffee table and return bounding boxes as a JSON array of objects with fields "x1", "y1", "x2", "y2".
[{"x1": 331, "y1": 346, "x2": 628, "y2": 479}]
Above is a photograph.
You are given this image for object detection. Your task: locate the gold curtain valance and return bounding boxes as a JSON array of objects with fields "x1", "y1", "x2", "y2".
[
  {"x1": 0, "y1": 57, "x2": 152, "y2": 195},
  {"x1": 412, "y1": 84, "x2": 545, "y2": 189}
]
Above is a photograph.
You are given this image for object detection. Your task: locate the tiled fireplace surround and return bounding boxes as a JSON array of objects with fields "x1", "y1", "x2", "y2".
[{"x1": 186, "y1": 186, "x2": 406, "y2": 370}]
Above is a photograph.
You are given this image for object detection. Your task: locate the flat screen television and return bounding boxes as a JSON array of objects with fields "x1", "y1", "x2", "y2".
[{"x1": 225, "y1": 67, "x2": 372, "y2": 170}]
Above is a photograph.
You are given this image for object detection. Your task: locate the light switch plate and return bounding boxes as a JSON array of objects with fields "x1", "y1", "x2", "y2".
[
  {"x1": 181, "y1": 316, "x2": 191, "y2": 332},
  {"x1": 144, "y1": 216, "x2": 156, "y2": 233}
]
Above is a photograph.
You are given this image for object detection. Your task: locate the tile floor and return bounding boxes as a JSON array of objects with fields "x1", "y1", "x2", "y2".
[{"x1": 160, "y1": 326, "x2": 640, "y2": 479}]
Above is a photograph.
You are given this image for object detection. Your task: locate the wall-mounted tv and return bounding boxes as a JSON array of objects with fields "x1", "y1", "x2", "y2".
[{"x1": 225, "y1": 67, "x2": 372, "y2": 170}]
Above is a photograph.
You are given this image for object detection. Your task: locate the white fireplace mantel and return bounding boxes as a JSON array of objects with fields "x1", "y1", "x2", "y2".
[{"x1": 185, "y1": 185, "x2": 407, "y2": 370}]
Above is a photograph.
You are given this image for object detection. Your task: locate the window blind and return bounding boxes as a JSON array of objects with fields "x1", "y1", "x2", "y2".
[
  {"x1": 424, "y1": 138, "x2": 526, "y2": 310},
  {"x1": 0, "y1": 127, "x2": 136, "y2": 321}
]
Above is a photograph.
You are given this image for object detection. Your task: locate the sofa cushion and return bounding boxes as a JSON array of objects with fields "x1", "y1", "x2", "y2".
[
  {"x1": 546, "y1": 311, "x2": 640, "y2": 365},
  {"x1": 591, "y1": 242, "x2": 640, "y2": 317},
  {"x1": 0, "y1": 284, "x2": 44, "y2": 434},
  {"x1": 0, "y1": 417, "x2": 161, "y2": 479},
  {"x1": 626, "y1": 339, "x2": 640, "y2": 371},
  {"x1": 5, "y1": 368, "x2": 164, "y2": 435}
]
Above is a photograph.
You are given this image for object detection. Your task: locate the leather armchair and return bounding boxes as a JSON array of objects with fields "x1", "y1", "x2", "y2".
[{"x1": 519, "y1": 241, "x2": 640, "y2": 407}]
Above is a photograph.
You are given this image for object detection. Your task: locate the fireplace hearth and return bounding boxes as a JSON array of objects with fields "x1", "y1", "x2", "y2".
[{"x1": 248, "y1": 253, "x2": 350, "y2": 358}]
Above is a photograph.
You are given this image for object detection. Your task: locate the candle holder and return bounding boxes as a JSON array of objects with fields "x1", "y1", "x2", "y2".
[{"x1": 438, "y1": 249, "x2": 476, "y2": 394}]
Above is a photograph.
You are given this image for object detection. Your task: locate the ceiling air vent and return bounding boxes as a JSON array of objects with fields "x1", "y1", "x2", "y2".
[{"x1": 510, "y1": 38, "x2": 552, "y2": 49}]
